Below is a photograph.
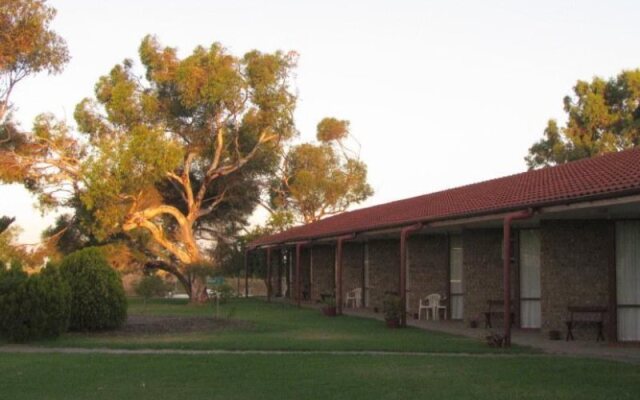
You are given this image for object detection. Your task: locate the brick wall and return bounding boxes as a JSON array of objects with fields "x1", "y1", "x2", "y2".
[
  {"x1": 463, "y1": 229, "x2": 504, "y2": 325},
  {"x1": 540, "y1": 220, "x2": 613, "y2": 338},
  {"x1": 342, "y1": 242, "x2": 364, "y2": 306},
  {"x1": 301, "y1": 248, "x2": 311, "y2": 299},
  {"x1": 407, "y1": 234, "x2": 449, "y2": 315},
  {"x1": 309, "y1": 245, "x2": 334, "y2": 302},
  {"x1": 285, "y1": 247, "x2": 312, "y2": 300},
  {"x1": 367, "y1": 239, "x2": 400, "y2": 311},
  {"x1": 265, "y1": 249, "x2": 281, "y2": 297}
]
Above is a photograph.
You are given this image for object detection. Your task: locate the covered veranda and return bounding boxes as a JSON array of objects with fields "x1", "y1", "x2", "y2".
[{"x1": 247, "y1": 149, "x2": 640, "y2": 346}]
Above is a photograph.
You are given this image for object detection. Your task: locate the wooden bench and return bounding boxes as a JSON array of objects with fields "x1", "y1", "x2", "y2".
[
  {"x1": 565, "y1": 306, "x2": 606, "y2": 341},
  {"x1": 484, "y1": 300, "x2": 515, "y2": 328}
]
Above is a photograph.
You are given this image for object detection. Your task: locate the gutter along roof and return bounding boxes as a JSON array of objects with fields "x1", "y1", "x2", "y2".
[{"x1": 250, "y1": 148, "x2": 640, "y2": 248}]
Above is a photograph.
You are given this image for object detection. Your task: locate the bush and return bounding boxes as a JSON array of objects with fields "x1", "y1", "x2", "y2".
[
  {"x1": 59, "y1": 247, "x2": 127, "y2": 331},
  {"x1": 382, "y1": 294, "x2": 402, "y2": 322},
  {"x1": 320, "y1": 295, "x2": 337, "y2": 317},
  {"x1": 214, "y1": 283, "x2": 235, "y2": 304},
  {"x1": 135, "y1": 274, "x2": 168, "y2": 303},
  {"x1": 321, "y1": 295, "x2": 336, "y2": 307},
  {"x1": 0, "y1": 265, "x2": 71, "y2": 342}
]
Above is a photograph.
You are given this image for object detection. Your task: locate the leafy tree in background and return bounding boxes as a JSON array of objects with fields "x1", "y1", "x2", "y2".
[
  {"x1": 266, "y1": 117, "x2": 373, "y2": 227},
  {"x1": 214, "y1": 225, "x2": 269, "y2": 281},
  {"x1": 42, "y1": 214, "x2": 94, "y2": 255},
  {"x1": 223, "y1": 118, "x2": 373, "y2": 292},
  {"x1": 0, "y1": 0, "x2": 68, "y2": 248},
  {"x1": 0, "y1": 36, "x2": 303, "y2": 302},
  {"x1": 0, "y1": 225, "x2": 43, "y2": 270},
  {"x1": 526, "y1": 69, "x2": 640, "y2": 169},
  {"x1": 134, "y1": 274, "x2": 168, "y2": 307},
  {"x1": 0, "y1": 225, "x2": 23, "y2": 265},
  {"x1": 0, "y1": 0, "x2": 69, "y2": 123}
]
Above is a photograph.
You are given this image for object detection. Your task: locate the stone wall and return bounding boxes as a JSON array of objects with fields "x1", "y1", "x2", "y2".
[
  {"x1": 367, "y1": 239, "x2": 400, "y2": 311},
  {"x1": 540, "y1": 220, "x2": 613, "y2": 338},
  {"x1": 407, "y1": 234, "x2": 449, "y2": 315},
  {"x1": 463, "y1": 229, "x2": 504, "y2": 325}
]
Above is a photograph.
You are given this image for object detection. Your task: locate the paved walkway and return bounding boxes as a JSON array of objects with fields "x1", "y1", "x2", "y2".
[{"x1": 343, "y1": 307, "x2": 640, "y2": 364}]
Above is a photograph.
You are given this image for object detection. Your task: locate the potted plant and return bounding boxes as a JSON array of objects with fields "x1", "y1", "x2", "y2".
[
  {"x1": 321, "y1": 296, "x2": 337, "y2": 317},
  {"x1": 383, "y1": 294, "x2": 402, "y2": 328},
  {"x1": 548, "y1": 329, "x2": 562, "y2": 341},
  {"x1": 486, "y1": 333, "x2": 506, "y2": 347}
]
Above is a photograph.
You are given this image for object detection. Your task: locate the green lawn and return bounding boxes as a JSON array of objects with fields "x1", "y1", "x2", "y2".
[
  {"x1": 1, "y1": 352, "x2": 638, "y2": 400},
  {"x1": 30, "y1": 298, "x2": 530, "y2": 353},
  {"x1": 2, "y1": 298, "x2": 639, "y2": 399}
]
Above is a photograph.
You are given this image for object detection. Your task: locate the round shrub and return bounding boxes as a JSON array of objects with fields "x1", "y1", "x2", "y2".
[
  {"x1": 0, "y1": 265, "x2": 71, "y2": 342},
  {"x1": 60, "y1": 247, "x2": 127, "y2": 331}
]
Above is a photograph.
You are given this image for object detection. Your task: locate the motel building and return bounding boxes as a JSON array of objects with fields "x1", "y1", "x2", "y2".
[{"x1": 247, "y1": 148, "x2": 640, "y2": 345}]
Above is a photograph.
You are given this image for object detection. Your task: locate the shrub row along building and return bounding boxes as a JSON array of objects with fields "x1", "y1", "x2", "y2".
[{"x1": 248, "y1": 149, "x2": 640, "y2": 345}]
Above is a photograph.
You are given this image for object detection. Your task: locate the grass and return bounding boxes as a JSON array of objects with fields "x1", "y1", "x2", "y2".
[
  {"x1": 1, "y1": 352, "x2": 639, "y2": 399},
  {"x1": 2, "y1": 298, "x2": 639, "y2": 399},
  {"x1": 31, "y1": 298, "x2": 532, "y2": 353}
]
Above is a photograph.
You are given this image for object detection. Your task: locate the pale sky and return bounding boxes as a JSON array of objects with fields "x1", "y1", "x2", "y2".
[{"x1": 4, "y1": 0, "x2": 640, "y2": 242}]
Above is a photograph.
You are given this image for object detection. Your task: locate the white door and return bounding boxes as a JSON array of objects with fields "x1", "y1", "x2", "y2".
[
  {"x1": 519, "y1": 229, "x2": 541, "y2": 329},
  {"x1": 449, "y1": 235, "x2": 464, "y2": 320},
  {"x1": 616, "y1": 221, "x2": 640, "y2": 341}
]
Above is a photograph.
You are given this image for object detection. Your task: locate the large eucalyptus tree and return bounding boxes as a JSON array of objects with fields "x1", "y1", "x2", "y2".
[{"x1": 1, "y1": 35, "x2": 298, "y2": 301}]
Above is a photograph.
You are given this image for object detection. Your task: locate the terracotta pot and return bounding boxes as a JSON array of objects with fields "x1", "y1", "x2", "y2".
[
  {"x1": 385, "y1": 318, "x2": 400, "y2": 328},
  {"x1": 322, "y1": 306, "x2": 337, "y2": 317}
]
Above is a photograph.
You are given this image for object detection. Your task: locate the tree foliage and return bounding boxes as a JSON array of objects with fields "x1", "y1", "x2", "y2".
[
  {"x1": 0, "y1": 225, "x2": 43, "y2": 270},
  {"x1": 0, "y1": 0, "x2": 69, "y2": 123},
  {"x1": 0, "y1": 225, "x2": 21, "y2": 263},
  {"x1": 0, "y1": 0, "x2": 68, "y2": 264},
  {"x1": 42, "y1": 213, "x2": 94, "y2": 255},
  {"x1": 267, "y1": 117, "x2": 373, "y2": 226},
  {"x1": 214, "y1": 225, "x2": 269, "y2": 278},
  {"x1": 0, "y1": 35, "x2": 300, "y2": 302},
  {"x1": 134, "y1": 274, "x2": 168, "y2": 303},
  {"x1": 526, "y1": 69, "x2": 640, "y2": 169}
]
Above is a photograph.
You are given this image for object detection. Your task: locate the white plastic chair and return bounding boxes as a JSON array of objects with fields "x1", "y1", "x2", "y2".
[
  {"x1": 344, "y1": 288, "x2": 362, "y2": 308},
  {"x1": 419, "y1": 293, "x2": 447, "y2": 320},
  {"x1": 418, "y1": 297, "x2": 431, "y2": 320}
]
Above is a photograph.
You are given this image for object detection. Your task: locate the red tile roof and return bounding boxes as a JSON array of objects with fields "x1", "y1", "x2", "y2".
[{"x1": 250, "y1": 148, "x2": 640, "y2": 247}]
